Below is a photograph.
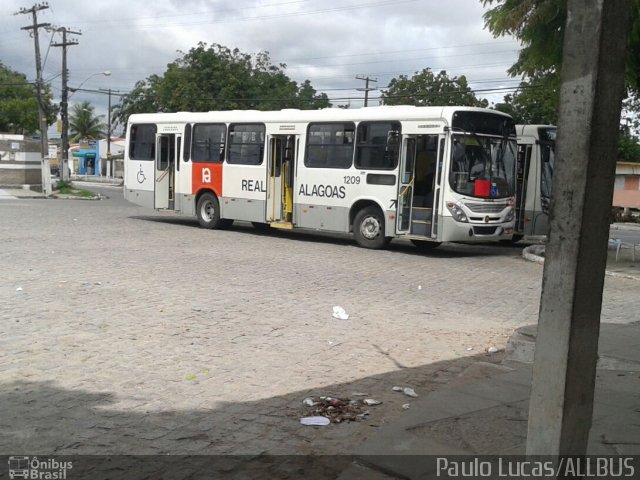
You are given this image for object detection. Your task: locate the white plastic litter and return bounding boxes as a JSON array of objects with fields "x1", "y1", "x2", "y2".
[
  {"x1": 15, "y1": 287, "x2": 23, "y2": 292},
  {"x1": 392, "y1": 386, "x2": 403, "y2": 392},
  {"x1": 402, "y1": 403, "x2": 411, "y2": 410},
  {"x1": 300, "y1": 416, "x2": 330, "y2": 426},
  {"x1": 417, "y1": 285, "x2": 422, "y2": 290},
  {"x1": 332, "y1": 306, "x2": 349, "y2": 320},
  {"x1": 403, "y1": 387, "x2": 418, "y2": 398},
  {"x1": 302, "y1": 397, "x2": 317, "y2": 407},
  {"x1": 363, "y1": 398, "x2": 382, "y2": 406},
  {"x1": 487, "y1": 346, "x2": 499, "y2": 354}
]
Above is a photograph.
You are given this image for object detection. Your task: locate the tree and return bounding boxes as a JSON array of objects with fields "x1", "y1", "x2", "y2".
[
  {"x1": 483, "y1": 0, "x2": 640, "y2": 159},
  {"x1": 493, "y1": 73, "x2": 560, "y2": 124},
  {"x1": 618, "y1": 131, "x2": 640, "y2": 161},
  {"x1": 69, "y1": 101, "x2": 106, "y2": 142},
  {"x1": 112, "y1": 43, "x2": 330, "y2": 130},
  {"x1": 381, "y1": 68, "x2": 488, "y2": 107},
  {"x1": 0, "y1": 62, "x2": 57, "y2": 134},
  {"x1": 483, "y1": 0, "x2": 640, "y2": 88}
]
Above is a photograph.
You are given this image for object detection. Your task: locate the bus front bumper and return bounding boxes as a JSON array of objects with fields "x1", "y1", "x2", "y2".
[{"x1": 439, "y1": 216, "x2": 514, "y2": 242}]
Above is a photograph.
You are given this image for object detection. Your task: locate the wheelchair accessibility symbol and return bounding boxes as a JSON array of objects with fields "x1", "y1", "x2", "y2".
[{"x1": 137, "y1": 164, "x2": 146, "y2": 184}]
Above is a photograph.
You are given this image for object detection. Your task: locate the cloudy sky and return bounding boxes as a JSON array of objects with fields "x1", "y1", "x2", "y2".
[{"x1": 1, "y1": 0, "x2": 521, "y2": 125}]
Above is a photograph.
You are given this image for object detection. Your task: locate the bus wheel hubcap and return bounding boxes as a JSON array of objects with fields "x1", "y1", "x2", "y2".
[
  {"x1": 361, "y1": 217, "x2": 380, "y2": 239},
  {"x1": 202, "y1": 202, "x2": 215, "y2": 221}
]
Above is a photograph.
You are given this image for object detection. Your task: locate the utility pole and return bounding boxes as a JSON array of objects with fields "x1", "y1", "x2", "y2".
[
  {"x1": 355, "y1": 75, "x2": 378, "y2": 107},
  {"x1": 17, "y1": 2, "x2": 51, "y2": 195},
  {"x1": 526, "y1": 0, "x2": 630, "y2": 456},
  {"x1": 52, "y1": 27, "x2": 80, "y2": 182}
]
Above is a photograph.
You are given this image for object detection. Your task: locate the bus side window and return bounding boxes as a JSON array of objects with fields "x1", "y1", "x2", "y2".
[
  {"x1": 305, "y1": 123, "x2": 354, "y2": 169},
  {"x1": 227, "y1": 124, "x2": 265, "y2": 165},
  {"x1": 129, "y1": 124, "x2": 157, "y2": 160},
  {"x1": 193, "y1": 124, "x2": 227, "y2": 163}
]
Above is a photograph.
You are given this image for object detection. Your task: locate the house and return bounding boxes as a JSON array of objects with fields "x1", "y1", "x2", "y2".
[
  {"x1": 0, "y1": 134, "x2": 42, "y2": 187},
  {"x1": 613, "y1": 161, "x2": 640, "y2": 211}
]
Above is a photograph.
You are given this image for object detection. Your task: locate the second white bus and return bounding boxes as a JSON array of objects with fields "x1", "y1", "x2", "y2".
[
  {"x1": 514, "y1": 124, "x2": 557, "y2": 240},
  {"x1": 124, "y1": 106, "x2": 518, "y2": 249}
]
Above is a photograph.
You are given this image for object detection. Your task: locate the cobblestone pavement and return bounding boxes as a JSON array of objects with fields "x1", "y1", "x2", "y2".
[{"x1": 1, "y1": 189, "x2": 638, "y2": 466}]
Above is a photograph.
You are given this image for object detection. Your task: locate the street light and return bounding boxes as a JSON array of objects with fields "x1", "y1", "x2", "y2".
[
  {"x1": 69, "y1": 70, "x2": 111, "y2": 98},
  {"x1": 60, "y1": 70, "x2": 110, "y2": 181}
]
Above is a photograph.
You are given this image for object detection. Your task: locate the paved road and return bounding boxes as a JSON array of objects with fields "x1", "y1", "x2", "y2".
[{"x1": 0, "y1": 187, "x2": 638, "y2": 466}]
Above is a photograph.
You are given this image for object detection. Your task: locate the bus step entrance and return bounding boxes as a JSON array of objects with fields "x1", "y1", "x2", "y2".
[
  {"x1": 270, "y1": 221, "x2": 294, "y2": 230},
  {"x1": 410, "y1": 207, "x2": 432, "y2": 236}
]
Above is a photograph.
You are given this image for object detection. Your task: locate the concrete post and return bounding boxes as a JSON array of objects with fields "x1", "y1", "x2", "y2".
[{"x1": 526, "y1": 0, "x2": 631, "y2": 455}]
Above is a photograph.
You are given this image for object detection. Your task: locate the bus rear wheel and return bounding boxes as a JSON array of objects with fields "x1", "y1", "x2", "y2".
[
  {"x1": 353, "y1": 206, "x2": 391, "y2": 249},
  {"x1": 196, "y1": 192, "x2": 224, "y2": 229}
]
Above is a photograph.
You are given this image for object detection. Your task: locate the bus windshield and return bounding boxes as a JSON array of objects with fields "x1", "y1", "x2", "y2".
[{"x1": 449, "y1": 134, "x2": 517, "y2": 199}]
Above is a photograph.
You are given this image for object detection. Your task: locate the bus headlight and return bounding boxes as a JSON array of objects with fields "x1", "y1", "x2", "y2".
[
  {"x1": 446, "y1": 202, "x2": 468, "y2": 223},
  {"x1": 505, "y1": 208, "x2": 514, "y2": 222}
]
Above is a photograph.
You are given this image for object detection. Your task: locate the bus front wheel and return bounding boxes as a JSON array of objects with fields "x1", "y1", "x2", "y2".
[
  {"x1": 353, "y1": 206, "x2": 391, "y2": 249},
  {"x1": 196, "y1": 193, "x2": 223, "y2": 229}
]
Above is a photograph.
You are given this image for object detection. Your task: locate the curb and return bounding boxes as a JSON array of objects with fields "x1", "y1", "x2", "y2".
[
  {"x1": 522, "y1": 245, "x2": 545, "y2": 264},
  {"x1": 50, "y1": 193, "x2": 103, "y2": 201},
  {"x1": 610, "y1": 222, "x2": 640, "y2": 231},
  {"x1": 522, "y1": 245, "x2": 640, "y2": 280}
]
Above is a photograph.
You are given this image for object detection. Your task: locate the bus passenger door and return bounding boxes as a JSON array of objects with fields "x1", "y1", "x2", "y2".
[
  {"x1": 267, "y1": 134, "x2": 297, "y2": 228},
  {"x1": 399, "y1": 134, "x2": 439, "y2": 238},
  {"x1": 514, "y1": 143, "x2": 532, "y2": 236},
  {"x1": 396, "y1": 136, "x2": 416, "y2": 233},
  {"x1": 155, "y1": 133, "x2": 176, "y2": 210},
  {"x1": 430, "y1": 135, "x2": 445, "y2": 239}
]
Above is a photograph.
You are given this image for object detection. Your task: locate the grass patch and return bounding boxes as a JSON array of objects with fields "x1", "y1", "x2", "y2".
[{"x1": 54, "y1": 181, "x2": 97, "y2": 198}]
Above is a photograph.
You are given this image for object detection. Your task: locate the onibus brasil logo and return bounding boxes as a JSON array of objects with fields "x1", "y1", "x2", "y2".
[{"x1": 8, "y1": 456, "x2": 72, "y2": 479}]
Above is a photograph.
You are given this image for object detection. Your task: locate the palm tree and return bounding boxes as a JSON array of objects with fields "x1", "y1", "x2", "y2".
[{"x1": 69, "y1": 101, "x2": 106, "y2": 142}]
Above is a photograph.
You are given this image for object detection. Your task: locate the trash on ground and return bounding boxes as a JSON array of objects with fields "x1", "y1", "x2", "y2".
[
  {"x1": 302, "y1": 395, "x2": 380, "y2": 423},
  {"x1": 332, "y1": 306, "x2": 349, "y2": 320},
  {"x1": 15, "y1": 287, "x2": 23, "y2": 292},
  {"x1": 402, "y1": 403, "x2": 411, "y2": 410},
  {"x1": 351, "y1": 392, "x2": 369, "y2": 397},
  {"x1": 403, "y1": 387, "x2": 418, "y2": 398},
  {"x1": 300, "y1": 416, "x2": 330, "y2": 426},
  {"x1": 466, "y1": 347, "x2": 474, "y2": 351},
  {"x1": 487, "y1": 346, "x2": 499, "y2": 354},
  {"x1": 417, "y1": 285, "x2": 422, "y2": 290},
  {"x1": 392, "y1": 386, "x2": 403, "y2": 392}
]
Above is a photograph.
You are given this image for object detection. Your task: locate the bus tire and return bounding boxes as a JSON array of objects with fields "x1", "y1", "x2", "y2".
[
  {"x1": 411, "y1": 239, "x2": 441, "y2": 250},
  {"x1": 196, "y1": 192, "x2": 223, "y2": 229},
  {"x1": 353, "y1": 206, "x2": 391, "y2": 249}
]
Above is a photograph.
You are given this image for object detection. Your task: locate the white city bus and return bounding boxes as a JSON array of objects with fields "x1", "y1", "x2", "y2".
[
  {"x1": 124, "y1": 106, "x2": 517, "y2": 249},
  {"x1": 514, "y1": 124, "x2": 556, "y2": 240}
]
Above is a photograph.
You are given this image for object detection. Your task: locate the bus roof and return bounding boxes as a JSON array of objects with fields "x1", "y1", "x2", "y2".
[
  {"x1": 128, "y1": 105, "x2": 513, "y2": 125},
  {"x1": 516, "y1": 124, "x2": 556, "y2": 137}
]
